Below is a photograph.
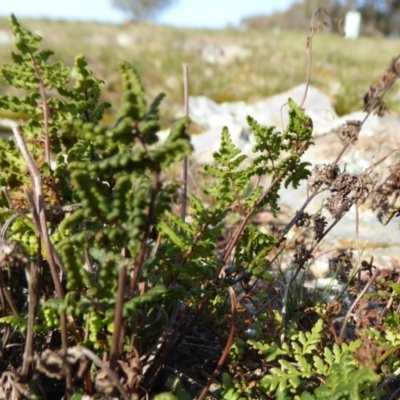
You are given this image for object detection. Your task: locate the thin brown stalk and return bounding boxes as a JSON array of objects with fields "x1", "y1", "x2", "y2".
[
  {"x1": 218, "y1": 157, "x2": 305, "y2": 278},
  {"x1": 198, "y1": 287, "x2": 236, "y2": 400},
  {"x1": 109, "y1": 263, "x2": 127, "y2": 371},
  {"x1": 70, "y1": 346, "x2": 130, "y2": 400},
  {"x1": 299, "y1": 8, "x2": 318, "y2": 109},
  {"x1": 377, "y1": 366, "x2": 400, "y2": 392},
  {"x1": 300, "y1": 8, "x2": 343, "y2": 109},
  {"x1": 338, "y1": 269, "x2": 380, "y2": 344},
  {"x1": 220, "y1": 173, "x2": 285, "y2": 265},
  {"x1": 130, "y1": 170, "x2": 160, "y2": 296},
  {"x1": 173, "y1": 63, "x2": 190, "y2": 271},
  {"x1": 388, "y1": 385, "x2": 400, "y2": 400},
  {"x1": 355, "y1": 203, "x2": 362, "y2": 291},
  {"x1": 12, "y1": 126, "x2": 70, "y2": 391},
  {"x1": 181, "y1": 63, "x2": 189, "y2": 223},
  {"x1": 20, "y1": 261, "x2": 36, "y2": 379},
  {"x1": 0, "y1": 268, "x2": 20, "y2": 318},
  {"x1": 13, "y1": 127, "x2": 65, "y2": 301},
  {"x1": 142, "y1": 295, "x2": 214, "y2": 393}
]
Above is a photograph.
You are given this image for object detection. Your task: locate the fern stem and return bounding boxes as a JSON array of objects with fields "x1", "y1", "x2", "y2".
[
  {"x1": 29, "y1": 54, "x2": 51, "y2": 168},
  {"x1": 180, "y1": 62, "x2": 189, "y2": 223},
  {"x1": 198, "y1": 287, "x2": 237, "y2": 400},
  {"x1": 13, "y1": 126, "x2": 71, "y2": 392},
  {"x1": 338, "y1": 269, "x2": 380, "y2": 344},
  {"x1": 130, "y1": 170, "x2": 160, "y2": 296},
  {"x1": 109, "y1": 263, "x2": 127, "y2": 371}
]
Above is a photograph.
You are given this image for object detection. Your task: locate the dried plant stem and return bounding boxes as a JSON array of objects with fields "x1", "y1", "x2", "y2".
[
  {"x1": 0, "y1": 267, "x2": 20, "y2": 318},
  {"x1": 355, "y1": 204, "x2": 362, "y2": 291},
  {"x1": 300, "y1": 8, "x2": 342, "y2": 109},
  {"x1": 299, "y1": 12, "x2": 315, "y2": 109},
  {"x1": 70, "y1": 347, "x2": 130, "y2": 400},
  {"x1": 198, "y1": 287, "x2": 236, "y2": 400},
  {"x1": 109, "y1": 263, "x2": 127, "y2": 371},
  {"x1": 377, "y1": 366, "x2": 400, "y2": 392},
  {"x1": 12, "y1": 126, "x2": 70, "y2": 391},
  {"x1": 338, "y1": 269, "x2": 380, "y2": 344},
  {"x1": 142, "y1": 300, "x2": 192, "y2": 388},
  {"x1": 181, "y1": 63, "x2": 189, "y2": 222},
  {"x1": 20, "y1": 261, "x2": 36, "y2": 379},
  {"x1": 388, "y1": 386, "x2": 400, "y2": 400},
  {"x1": 12, "y1": 127, "x2": 66, "y2": 313}
]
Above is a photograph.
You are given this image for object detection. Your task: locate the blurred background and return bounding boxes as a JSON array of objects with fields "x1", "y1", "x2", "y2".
[
  {"x1": 1, "y1": 0, "x2": 399, "y2": 33},
  {"x1": 0, "y1": 0, "x2": 399, "y2": 126}
]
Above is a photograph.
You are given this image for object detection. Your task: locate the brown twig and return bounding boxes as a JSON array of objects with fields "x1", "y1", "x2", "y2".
[
  {"x1": 218, "y1": 169, "x2": 292, "y2": 276},
  {"x1": 198, "y1": 287, "x2": 236, "y2": 400},
  {"x1": 68, "y1": 347, "x2": 130, "y2": 400},
  {"x1": 13, "y1": 126, "x2": 66, "y2": 302},
  {"x1": 130, "y1": 170, "x2": 160, "y2": 296},
  {"x1": 109, "y1": 263, "x2": 127, "y2": 371},
  {"x1": 0, "y1": 266, "x2": 20, "y2": 318},
  {"x1": 338, "y1": 269, "x2": 380, "y2": 344},
  {"x1": 376, "y1": 366, "x2": 400, "y2": 393},
  {"x1": 355, "y1": 203, "x2": 362, "y2": 291},
  {"x1": 20, "y1": 260, "x2": 36, "y2": 379},
  {"x1": 142, "y1": 300, "x2": 192, "y2": 389},
  {"x1": 301, "y1": 8, "x2": 343, "y2": 109},
  {"x1": 12, "y1": 126, "x2": 71, "y2": 391},
  {"x1": 181, "y1": 63, "x2": 189, "y2": 223}
]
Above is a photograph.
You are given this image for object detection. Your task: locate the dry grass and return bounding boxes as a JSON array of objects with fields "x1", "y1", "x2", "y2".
[{"x1": 0, "y1": 17, "x2": 399, "y2": 126}]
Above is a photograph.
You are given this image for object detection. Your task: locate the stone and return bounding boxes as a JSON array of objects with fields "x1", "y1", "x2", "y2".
[
  {"x1": 0, "y1": 30, "x2": 13, "y2": 46},
  {"x1": 200, "y1": 44, "x2": 251, "y2": 65},
  {"x1": 116, "y1": 33, "x2": 141, "y2": 47}
]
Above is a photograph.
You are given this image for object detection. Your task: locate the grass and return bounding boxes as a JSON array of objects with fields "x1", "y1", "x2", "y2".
[{"x1": 0, "y1": 17, "x2": 399, "y2": 127}]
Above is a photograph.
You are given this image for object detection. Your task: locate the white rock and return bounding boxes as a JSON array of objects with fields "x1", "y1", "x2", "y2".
[
  {"x1": 201, "y1": 44, "x2": 251, "y2": 65},
  {"x1": 188, "y1": 84, "x2": 337, "y2": 138},
  {"x1": 309, "y1": 259, "x2": 330, "y2": 278},
  {"x1": 188, "y1": 96, "x2": 221, "y2": 127},
  {"x1": 249, "y1": 84, "x2": 337, "y2": 133},
  {"x1": 116, "y1": 33, "x2": 140, "y2": 47},
  {"x1": 0, "y1": 30, "x2": 13, "y2": 46}
]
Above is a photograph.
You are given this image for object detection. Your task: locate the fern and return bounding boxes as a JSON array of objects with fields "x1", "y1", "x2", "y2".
[{"x1": 247, "y1": 319, "x2": 381, "y2": 398}]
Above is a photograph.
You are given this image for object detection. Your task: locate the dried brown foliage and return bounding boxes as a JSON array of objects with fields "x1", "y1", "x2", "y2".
[{"x1": 364, "y1": 56, "x2": 400, "y2": 117}]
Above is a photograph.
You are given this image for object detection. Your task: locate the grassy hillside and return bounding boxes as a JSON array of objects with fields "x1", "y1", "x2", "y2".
[{"x1": 0, "y1": 17, "x2": 399, "y2": 126}]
